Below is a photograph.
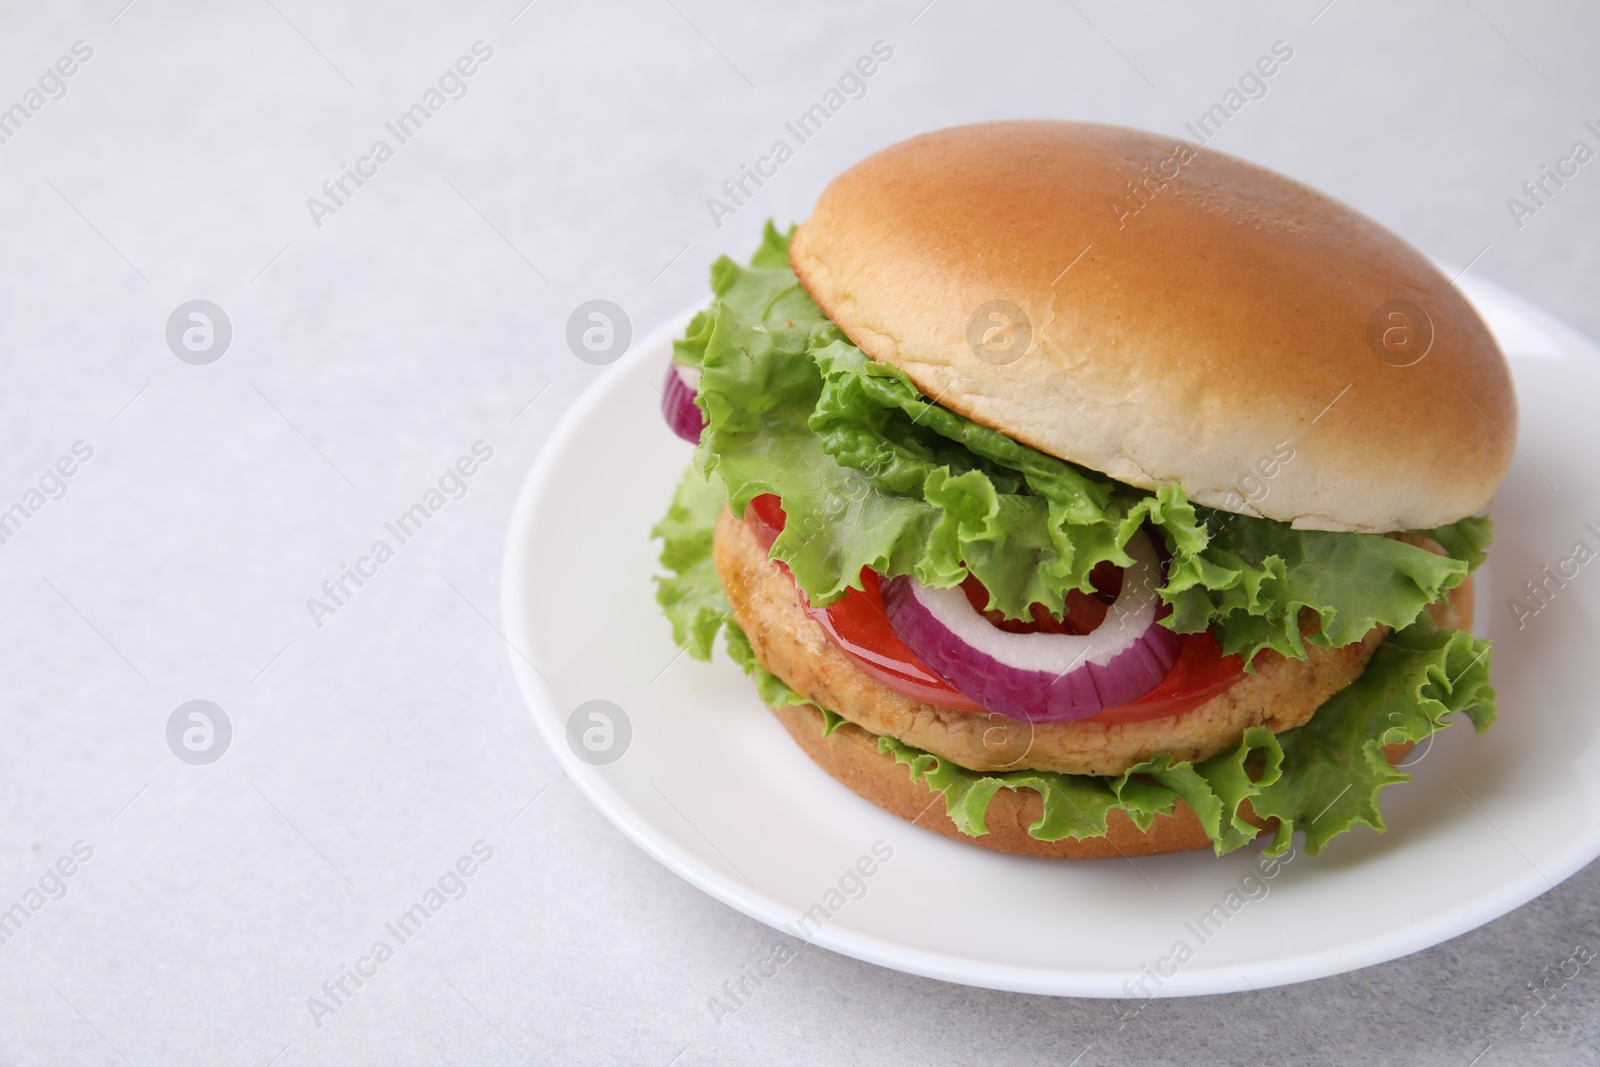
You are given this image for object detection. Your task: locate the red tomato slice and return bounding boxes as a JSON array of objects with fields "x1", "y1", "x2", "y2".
[
  {"x1": 1080, "y1": 631, "x2": 1244, "y2": 722},
  {"x1": 743, "y1": 495, "x2": 984, "y2": 710},
  {"x1": 740, "y1": 494, "x2": 1245, "y2": 721},
  {"x1": 743, "y1": 493, "x2": 788, "y2": 552},
  {"x1": 805, "y1": 569, "x2": 987, "y2": 711}
]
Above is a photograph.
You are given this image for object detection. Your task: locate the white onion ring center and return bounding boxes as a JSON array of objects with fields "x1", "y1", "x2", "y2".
[{"x1": 880, "y1": 529, "x2": 1181, "y2": 722}]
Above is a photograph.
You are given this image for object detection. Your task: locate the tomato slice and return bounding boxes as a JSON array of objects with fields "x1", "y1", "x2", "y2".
[
  {"x1": 739, "y1": 493, "x2": 1245, "y2": 721},
  {"x1": 744, "y1": 493, "x2": 788, "y2": 552},
  {"x1": 805, "y1": 569, "x2": 987, "y2": 711},
  {"x1": 1081, "y1": 631, "x2": 1245, "y2": 722},
  {"x1": 743, "y1": 495, "x2": 984, "y2": 710}
]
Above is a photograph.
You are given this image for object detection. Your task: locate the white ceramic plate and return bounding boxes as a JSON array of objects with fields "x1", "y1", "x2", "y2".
[{"x1": 503, "y1": 275, "x2": 1600, "y2": 997}]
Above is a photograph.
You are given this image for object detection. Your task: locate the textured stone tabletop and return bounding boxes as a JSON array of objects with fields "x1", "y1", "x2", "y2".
[{"x1": 2, "y1": 1, "x2": 1599, "y2": 1064}]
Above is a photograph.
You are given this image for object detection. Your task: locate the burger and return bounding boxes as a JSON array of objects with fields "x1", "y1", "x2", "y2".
[{"x1": 651, "y1": 121, "x2": 1510, "y2": 859}]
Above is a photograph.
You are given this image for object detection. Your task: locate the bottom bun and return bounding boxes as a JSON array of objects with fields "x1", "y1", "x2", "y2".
[{"x1": 770, "y1": 701, "x2": 1416, "y2": 859}]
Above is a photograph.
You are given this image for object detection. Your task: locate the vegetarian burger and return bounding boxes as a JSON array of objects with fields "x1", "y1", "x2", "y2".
[{"x1": 653, "y1": 121, "x2": 1512, "y2": 859}]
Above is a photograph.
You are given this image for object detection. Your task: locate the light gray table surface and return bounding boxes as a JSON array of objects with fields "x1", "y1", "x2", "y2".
[{"x1": 3, "y1": 1, "x2": 1599, "y2": 1064}]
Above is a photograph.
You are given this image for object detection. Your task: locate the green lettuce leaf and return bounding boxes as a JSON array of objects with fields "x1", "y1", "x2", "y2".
[
  {"x1": 1417, "y1": 515, "x2": 1494, "y2": 571},
  {"x1": 682, "y1": 224, "x2": 1478, "y2": 665},
  {"x1": 1172, "y1": 510, "x2": 1473, "y2": 661},
  {"x1": 1251, "y1": 620, "x2": 1496, "y2": 854},
  {"x1": 650, "y1": 465, "x2": 731, "y2": 661}
]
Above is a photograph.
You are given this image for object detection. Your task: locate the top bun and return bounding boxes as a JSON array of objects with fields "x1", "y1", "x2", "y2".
[{"x1": 788, "y1": 121, "x2": 1516, "y2": 532}]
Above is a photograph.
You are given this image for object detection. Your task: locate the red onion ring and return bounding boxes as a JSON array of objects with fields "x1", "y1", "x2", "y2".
[
  {"x1": 880, "y1": 529, "x2": 1182, "y2": 723},
  {"x1": 661, "y1": 362, "x2": 704, "y2": 443}
]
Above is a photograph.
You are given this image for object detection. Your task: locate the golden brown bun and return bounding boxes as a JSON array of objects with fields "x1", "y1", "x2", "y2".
[
  {"x1": 715, "y1": 507, "x2": 1473, "y2": 777},
  {"x1": 789, "y1": 121, "x2": 1516, "y2": 532},
  {"x1": 772, "y1": 701, "x2": 1416, "y2": 859}
]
